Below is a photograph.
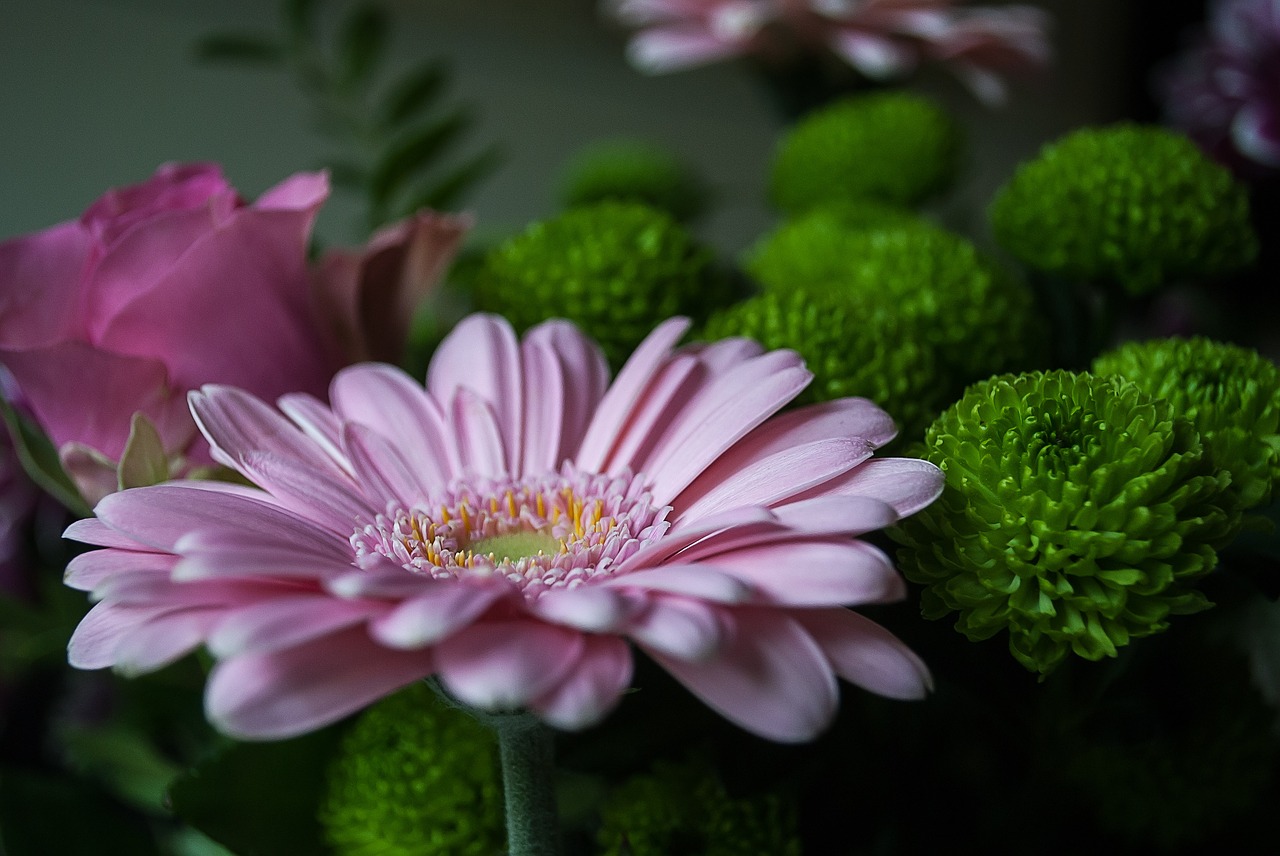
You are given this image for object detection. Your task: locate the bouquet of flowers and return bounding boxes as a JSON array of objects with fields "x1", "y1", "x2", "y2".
[{"x1": 1, "y1": 1, "x2": 1277, "y2": 854}]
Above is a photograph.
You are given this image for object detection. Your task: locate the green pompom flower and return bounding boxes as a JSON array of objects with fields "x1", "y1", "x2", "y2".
[
  {"x1": 473, "y1": 202, "x2": 721, "y2": 367},
  {"x1": 746, "y1": 220, "x2": 1043, "y2": 397},
  {"x1": 990, "y1": 124, "x2": 1257, "y2": 295},
  {"x1": 597, "y1": 760, "x2": 800, "y2": 856},
  {"x1": 559, "y1": 139, "x2": 707, "y2": 222},
  {"x1": 702, "y1": 288, "x2": 943, "y2": 442},
  {"x1": 769, "y1": 93, "x2": 962, "y2": 215},
  {"x1": 1093, "y1": 337, "x2": 1280, "y2": 512},
  {"x1": 892, "y1": 371, "x2": 1240, "y2": 675},
  {"x1": 319, "y1": 684, "x2": 504, "y2": 856},
  {"x1": 745, "y1": 203, "x2": 922, "y2": 281}
]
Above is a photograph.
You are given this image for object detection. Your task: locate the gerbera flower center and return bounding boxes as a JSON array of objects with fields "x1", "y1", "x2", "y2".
[{"x1": 350, "y1": 466, "x2": 670, "y2": 596}]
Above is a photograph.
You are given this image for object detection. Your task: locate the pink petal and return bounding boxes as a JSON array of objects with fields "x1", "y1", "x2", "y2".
[
  {"x1": 672, "y1": 396, "x2": 896, "y2": 514},
  {"x1": 205, "y1": 627, "x2": 435, "y2": 740},
  {"x1": 236, "y1": 451, "x2": 379, "y2": 534},
  {"x1": 64, "y1": 516, "x2": 154, "y2": 550},
  {"x1": 646, "y1": 609, "x2": 838, "y2": 742},
  {"x1": 627, "y1": 29, "x2": 754, "y2": 72},
  {"x1": 528, "y1": 586, "x2": 642, "y2": 632},
  {"x1": 576, "y1": 317, "x2": 690, "y2": 472},
  {"x1": 93, "y1": 483, "x2": 350, "y2": 556},
  {"x1": 0, "y1": 220, "x2": 92, "y2": 348},
  {"x1": 451, "y1": 388, "x2": 509, "y2": 479},
  {"x1": 68, "y1": 601, "x2": 172, "y2": 669},
  {"x1": 434, "y1": 620, "x2": 585, "y2": 710},
  {"x1": 112, "y1": 606, "x2": 225, "y2": 676},
  {"x1": 277, "y1": 393, "x2": 350, "y2": 475},
  {"x1": 530, "y1": 635, "x2": 634, "y2": 730},
  {"x1": 788, "y1": 457, "x2": 944, "y2": 517},
  {"x1": 329, "y1": 363, "x2": 455, "y2": 487},
  {"x1": 626, "y1": 596, "x2": 727, "y2": 660},
  {"x1": 190, "y1": 385, "x2": 345, "y2": 477},
  {"x1": 427, "y1": 314, "x2": 522, "y2": 466},
  {"x1": 615, "y1": 505, "x2": 779, "y2": 572},
  {"x1": 517, "y1": 338, "x2": 567, "y2": 477},
  {"x1": 64, "y1": 549, "x2": 176, "y2": 592},
  {"x1": 707, "y1": 540, "x2": 906, "y2": 606},
  {"x1": 209, "y1": 595, "x2": 381, "y2": 657},
  {"x1": 602, "y1": 564, "x2": 751, "y2": 603},
  {"x1": 369, "y1": 584, "x2": 506, "y2": 648},
  {"x1": 599, "y1": 354, "x2": 701, "y2": 474},
  {"x1": 673, "y1": 437, "x2": 875, "y2": 523},
  {"x1": 797, "y1": 607, "x2": 932, "y2": 700},
  {"x1": 170, "y1": 529, "x2": 356, "y2": 582},
  {"x1": 524, "y1": 319, "x2": 610, "y2": 464},
  {"x1": 341, "y1": 422, "x2": 430, "y2": 507},
  {"x1": 641, "y1": 351, "x2": 812, "y2": 504},
  {"x1": 1, "y1": 343, "x2": 191, "y2": 460},
  {"x1": 253, "y1": 170, "x2": 329, "y2": 212}
]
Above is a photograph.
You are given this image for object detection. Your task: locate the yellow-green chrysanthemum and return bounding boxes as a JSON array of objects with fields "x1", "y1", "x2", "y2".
[
  {"x1": 990, "y1": 124, "x2": 1257, "y2": 295},
  {"x1": 892, "y1": 371, "x2": 1241, "y2": 674}
]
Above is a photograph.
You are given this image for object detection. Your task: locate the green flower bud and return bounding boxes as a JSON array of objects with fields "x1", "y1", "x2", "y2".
[
  {"x1": 597, "y1": 760, "x2": 800, "y2": 856},
  {"x1": 701, "y1": 288, "x2": 943, "y2": 442},
  {"x1": 892, "y1": 371, "x2": 1241, "y2": 674},
  {"x1": 319, "y1": 684, "x2": 504, "y2": 856},
  {"x1": 746, "y1": 220, "x2": 1044, "y2": 397},
  {"x1": 1093, "y1": 337, "x2": 1280, "y2": 512},
  {"x1": 770, "y1": 93, "x2": 962, "y2": 214},
  {"x1": 559, "y1": 139, "x2": 707, "y2": 222},
  {"x1": 473, "y1": 202, "x2": 721, "y2": 367},
  {"x1": 990, "y1": 124, "x2": 1257, "y2": 295}
]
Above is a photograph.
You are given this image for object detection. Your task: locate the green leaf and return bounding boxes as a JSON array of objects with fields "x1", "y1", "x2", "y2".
[
  {"x1": 193, "y1": 33, "x2": 286, "y2": 65},
  {"x1": 338, "y1": 4, "x2": 389, "y2": 87},
  {"x1": 396, "y1": 145, "x2": 503, "y2": 216},
  {"x1": 168, "y1": 727, "x2": 345, "y2": 856},
  {"x1": 368, "y1": 111, "x2": 474, "y2": 210},
  {"x1": 376, "y1": 60, "x2": 449, "y2": 129},
  {"x1": 117, "y1": 412, "x2": 170, "y2": 491},
  {"x1": 0, "y1": 768, "x2": 159, "y2": 855},
  {"x1": 61, "y1": 724, "x2": 185, "y2": 813},
  {"x1": 0, "y1": 396, "x2": 90, "y2": 517}
]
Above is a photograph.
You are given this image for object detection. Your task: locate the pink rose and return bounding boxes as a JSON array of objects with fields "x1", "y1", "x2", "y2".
[{"x1": 0, "y1": 163, "x2": 339, "y2": 499}]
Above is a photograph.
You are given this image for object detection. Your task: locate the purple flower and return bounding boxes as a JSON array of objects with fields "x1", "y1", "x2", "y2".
[{"x1": 1160, "y1": 0, "x2": 1280, "y2": 172}]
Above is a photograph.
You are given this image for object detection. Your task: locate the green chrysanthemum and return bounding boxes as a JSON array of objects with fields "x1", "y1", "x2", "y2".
[
  {"x1": 1093, "y1": 337, "x2": 1280, "y2": 512},
  {"x1": 559, "y1": 139, "x2": 707, "y2": 222},
  {"x1": 473, "y1": 202, "x2": 721, "y2": 367},
  {"x1": 745, "y1": 203, "x2": 922, "y2": 283},
  {"x1": 746, "y1": 220, "x2": 1043, "y2": 397},
  {"x1": 597, "y1": 760, "x2": 800, "y2": 856},
  {"x1": 769, "y1": 92, "x2": 962, "y2": 215},
  {"x1": 702, "y1": 288, "x2": 943, "y2": 442},
  {"x1": 990, "y1": 124, "x2": 1257, "y2": 295},
  {"x1": 319, "y1": 684, "x2": 504, "y2": 856},
  {"x1": 892, "y1": 371, "x2": 1240, "y2": 674}
]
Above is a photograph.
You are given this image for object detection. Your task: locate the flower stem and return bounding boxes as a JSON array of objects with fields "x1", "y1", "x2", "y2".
[{"x1": 492, "y1": 713, "x2": 562, "y2": 856}]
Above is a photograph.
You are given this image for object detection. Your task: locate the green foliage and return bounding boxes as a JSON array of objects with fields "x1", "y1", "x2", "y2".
[
  {"x1": 474, "y1": 202, "x2": 723, "y2": 367},
  {"x1": 746, "y1": 219, "x2": 1044, "y2": 402},
  {"x1": 769, "y1": 92, "x2": 962, "y2": 214},
  {"x1": 990, "y1": 124, "x2": 1257, "y2": 295},
  {"x1": 0, "y1": 395, "x2": 90, "y2": 516},
  {"x1": 319, "y1": 683, "x2": 504, "y2": 856},
  {"x1": 195, "y1": 0, "x2": 498, "y2": 231},
  {"x1": 702, "y1": 288, "x2": 943, "y2": 442},
  {"x1": 559, "y1": 139, "x2": 708, "y2": 222},
  {"x1": 169, "y1": 727, "x2": 344, "y2": 856},
  {"x1": 1093, "y1": 337, "x2": 1280, "y2": 513},
  {"x1": 891, "y1": 371, "x2": 1241, "y2": 675},
  {"x1": 597, "y1": 759, "x2": 800, "y2": 856}
]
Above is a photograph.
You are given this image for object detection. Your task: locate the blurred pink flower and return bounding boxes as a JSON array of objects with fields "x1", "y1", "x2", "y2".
[
  {"x1": 312, "y1": 210, "x2": 472, "y2": 365},
  {"x1": 0, "y1": 163, "x2": 339, "y2": 496},
  {"x1": 607, "y1": 0, "x2": 1050, "y2": 104},
  {"x1": 65, "y1": 314, "x2": 943, "y2": 742},
  {"x1": 1160, "y1": 0, "x2": 1280, "y2": 172}
]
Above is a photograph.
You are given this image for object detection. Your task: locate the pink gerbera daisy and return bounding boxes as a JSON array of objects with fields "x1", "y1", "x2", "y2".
[{"x1": 65, "y1": 314, "x2": 942, "y2": 742}]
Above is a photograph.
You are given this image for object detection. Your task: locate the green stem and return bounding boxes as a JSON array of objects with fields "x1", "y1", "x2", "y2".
[{"x1": 490, "y1": 713, "x2": 562, "y2": 856}]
